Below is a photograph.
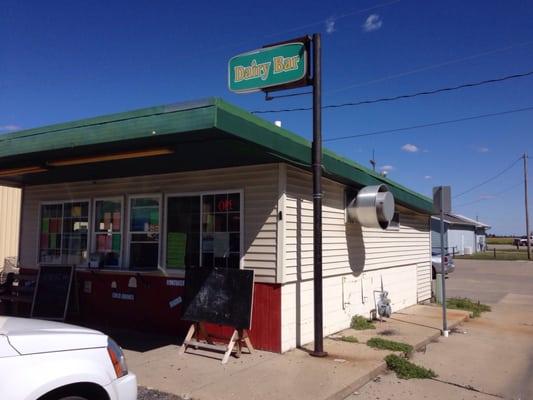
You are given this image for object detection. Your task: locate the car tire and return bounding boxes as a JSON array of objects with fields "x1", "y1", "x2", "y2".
[{"x1": 57, "y1": 397, "x2": 89, "y2": 400}]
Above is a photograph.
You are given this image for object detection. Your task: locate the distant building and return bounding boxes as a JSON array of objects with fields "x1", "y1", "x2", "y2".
[{"x1": 431, "y1": 213, "x2": 490, "y2": 255}]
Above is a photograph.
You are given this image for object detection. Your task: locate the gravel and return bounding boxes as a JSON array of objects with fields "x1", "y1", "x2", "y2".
[{"x1": 137, "y1": 386, "x2": 185, "y2": 400}]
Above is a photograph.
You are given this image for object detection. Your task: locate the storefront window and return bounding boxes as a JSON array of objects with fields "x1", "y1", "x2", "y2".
[
  {"x1": 93, "y1": 198, "x2": 122, "y2": 267},
  {"x1": 202, "y1": 193, "x2": 241, "y2": 268},
  {"x1": 166, "y1": 192, "x2": 241, "y2": 270},
  {"x1": 128, "y1": 196, "x2": 160, "y2": 270},
  {"x1": 39, "y1": 201, "x2": 89, "y2": 265},
  {"x1": 166, "y1": 196, "x2": 200, "y2": 269}
]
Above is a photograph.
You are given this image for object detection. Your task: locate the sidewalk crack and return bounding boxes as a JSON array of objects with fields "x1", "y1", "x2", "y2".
[{"x1": 431, "y1": 377, "x2": 505, "y2": 398}]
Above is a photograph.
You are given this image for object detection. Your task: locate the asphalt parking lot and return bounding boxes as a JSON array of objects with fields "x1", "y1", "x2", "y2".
[{"x1": 350, "y1": 259, "x2": 533, "y2": 400}]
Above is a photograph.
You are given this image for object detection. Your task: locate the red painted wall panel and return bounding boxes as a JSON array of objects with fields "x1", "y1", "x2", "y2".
[{"x1": 69, "y1": 271, "x2": 281, "y2": 352}]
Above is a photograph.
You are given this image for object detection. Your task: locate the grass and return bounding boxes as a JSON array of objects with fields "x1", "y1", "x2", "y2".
[
  {"x1": 455, "y1": 249, "x2": 528, "y2": 261},
  {"x1": 340, "y1": 335, "x2": 359, "y2": 343},
  {"x1": 350, "y1": 315, "x2": 376, "y2": 330},
  {"x1": 385, "y1": 354, "x2": 437, "y2": 379},
  {"x1": 367, "y1": 337, "x2": 413, "y2": 356},
  {"x1": 486, "y1": 237, "x2": 514, "y2": 245},
  {"x1": 446, "y1": 297, "x2": 491, "y2": 318}
]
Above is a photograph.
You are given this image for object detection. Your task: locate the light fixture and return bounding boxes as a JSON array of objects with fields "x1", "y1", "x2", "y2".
[
  {"x1": 0, "y1": 166, "x2": 48, "y2": 177},
  {"x1": 47, "y1": 148, "x2": 174, "y2": 167}
]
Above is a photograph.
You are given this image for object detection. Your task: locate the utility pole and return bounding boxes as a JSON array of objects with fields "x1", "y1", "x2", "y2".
[
  {"x1": 433, "y1": 186, "x2": 451, "y2": 337},
  {"x1": 370, "y1": 149, "x2": 376, "y2": 172},
  {"x1": 524, "y1": 153, "x2": 531, "y2": 260},
  {"x1": 311, "y1": 33, "x2": 327, "y2": 357}
]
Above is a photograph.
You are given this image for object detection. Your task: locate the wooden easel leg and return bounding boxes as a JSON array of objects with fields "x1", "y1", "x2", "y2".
[
  {"x1": 235, "y1": 331, "x2": 242, "y2": 359},
  {"x1": 237, "y1": 329, "x2": 254, "y2": 354},
  {"x1": 243, "y1": 330, "x2": 254, "y2": 353},
  {"x1": 178, "y1": 324, "x2": 196, "y2": 355},
  {"x1": 221, "y1": 330, "x2": 238, "y2": 364}
]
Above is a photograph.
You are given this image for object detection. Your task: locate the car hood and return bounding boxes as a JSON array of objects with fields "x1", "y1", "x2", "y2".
[{"x1": 0, "y1": 317, "x2": 107, "y2": 355}]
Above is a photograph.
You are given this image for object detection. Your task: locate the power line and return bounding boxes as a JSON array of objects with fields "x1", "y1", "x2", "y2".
[
  {"x1": 327, "y1": 39, "x2": 533, "y2": 94},
  {"x1": 454, "y1": 181, "x2": 522, "y2": 208},
  {"x1": 323, "y1": 105, "x2": 533, "y2": 142},
  {"x1": 453, "y1": 157, "x2": 522, "y2": 199},
  {"x1": 251, "y1": 69, "x2": 533, "y2": 114}
]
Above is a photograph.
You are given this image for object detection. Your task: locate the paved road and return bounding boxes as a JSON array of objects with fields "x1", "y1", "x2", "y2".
[{"x1": 348, "y1": 259, "x2": 533, "y2": 400}]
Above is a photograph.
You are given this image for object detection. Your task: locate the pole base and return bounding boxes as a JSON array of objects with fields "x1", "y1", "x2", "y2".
[
  {"x1": 442, "y1": 330, "x2": 449, "y2": 337},
  {"x1": 310, "y1": 350, "x2": 328, "y2": 357}
]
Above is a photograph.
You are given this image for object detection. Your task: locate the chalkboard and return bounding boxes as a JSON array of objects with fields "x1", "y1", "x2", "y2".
[
  {"x1": 182, "y1": 268, "x2": 254, "y2": 330},
  {"x1": 31, "y1": 265, "x2": 75, "y2": 321}
]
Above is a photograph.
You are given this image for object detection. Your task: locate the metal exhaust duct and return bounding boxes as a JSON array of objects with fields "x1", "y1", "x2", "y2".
[{"x1": 347, "y1": 184, "x2": 395, "y2": 229}]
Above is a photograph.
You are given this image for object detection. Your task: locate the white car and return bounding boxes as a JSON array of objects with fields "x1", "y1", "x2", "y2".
[{"x1": 0, "y1": 317, "x2": 137, "y2": 400}]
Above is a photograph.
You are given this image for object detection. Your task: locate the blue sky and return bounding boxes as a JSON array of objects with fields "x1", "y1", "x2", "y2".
[{"x1": 1, "y1": 0, "x2": 532, "y2": 234}]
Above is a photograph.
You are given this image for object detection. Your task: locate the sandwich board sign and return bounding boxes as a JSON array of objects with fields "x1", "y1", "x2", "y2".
[{"x1": 228, "y1": 41, "x2": 309, "y2": 93}]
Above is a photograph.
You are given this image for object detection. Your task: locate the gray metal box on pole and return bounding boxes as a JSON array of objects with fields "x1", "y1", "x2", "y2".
[{"x1": 432, "y1": 186, "x2": 451, "y2": 215}]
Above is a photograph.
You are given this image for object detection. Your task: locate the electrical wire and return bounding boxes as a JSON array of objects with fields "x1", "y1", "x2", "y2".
[
  {"x1": 251, "y1": 69, "x2": 533, "y2": 114},
  {"x1": 454, "y1": 181, "x2": 523, "y2": 208},
  {"x1": 453, "y1": 158, "x2": 522, "y2": 199},
  {"x1": 327, "y1": 39, "x2": 533, "y2": 94},
  {"x1": 323, "y1": 105, "x2": 533, "y2": 142}
]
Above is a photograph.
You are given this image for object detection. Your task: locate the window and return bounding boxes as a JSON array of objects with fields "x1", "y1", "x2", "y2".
[
  {"x1": 39, "y1": 201, "x2": 89, "y2": 265},
  {"x1": 128, "y1": 196, "x2": 161, "y2": 270},
  {"x1": 166, "y1": 196, "x2": 200, "y2": 269},
  {"x1": 93, "y1": 198, "x2": 123, "y2": 268},
  {"x1": 165, "y1": 192, "x2": 241, "y2": 270}
]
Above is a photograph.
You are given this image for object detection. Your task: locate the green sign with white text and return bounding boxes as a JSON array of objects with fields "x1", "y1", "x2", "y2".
[{"x1": 228, "y1": 42, "x2": 308, "y2": 93}]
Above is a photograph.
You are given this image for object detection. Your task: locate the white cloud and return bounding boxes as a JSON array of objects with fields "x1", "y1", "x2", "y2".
[
  {"x1": 424, "y1": 175, "x2": 432, "y2": 180},
  {"x1": 362, "y1": 14, "x2": 383, "y2": 32},
  {"x1": 325, "y1": 17, "x2": 336, "y2": 34},
  {"x1": 380, "y1": 165, "x2": 394, "y2": 173},
  {"x1": 401, "y1": 143, "x2": 419, "y2": 153},
  {"x1": 0, "y1": 124, "x2": 21, "y2": 132},
  {"x1": 476, "y1": 146, "x2": 489, "y2": 153}
]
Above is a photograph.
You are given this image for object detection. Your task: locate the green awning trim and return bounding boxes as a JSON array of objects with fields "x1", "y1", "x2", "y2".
[
  {"x1": 214, "y1": 99, "x2": 433, "y2": 213},
  {"x1": 0, "y1": 97, "x2": 432, "y2": 213}
]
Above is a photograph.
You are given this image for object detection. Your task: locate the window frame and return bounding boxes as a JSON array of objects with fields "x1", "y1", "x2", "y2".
[
  {"x1": 37, "y1": 199, "x2": 91, "y2": 267},
  {"x1": 126, "y1": 193, "x2": 163, "y2": 271},
  {"x1": 163, "y1": 189, "x2": 244, "y2": 271},
  {"x1": 91, "y1": 196, "x2": 125, "y2": 269}
]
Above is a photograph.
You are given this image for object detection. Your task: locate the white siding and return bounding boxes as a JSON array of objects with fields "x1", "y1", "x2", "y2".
[
  {"x1": 19, "y1": 164, "x2": 279, "y2": 283},
  {"x1": 283, "y1": 166, "x2": 430, "y2": 281},
  {"x1": 0, "y1": 186, "x2": 21, "y2": 271},
  {"x1": 281, "y1": 266, "x2": 418, "y2": 352},
  {"x1": 281, "y1": 166, "x2": 431, "y2": 351}
]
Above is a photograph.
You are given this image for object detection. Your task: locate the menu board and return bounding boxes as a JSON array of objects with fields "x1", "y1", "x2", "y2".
[
  {"x1": 182, "y1": 267, "x2": 254, "y2": 329},
  {"x1": 31, "y1": 265, "x2": 74, "y2": 321}
]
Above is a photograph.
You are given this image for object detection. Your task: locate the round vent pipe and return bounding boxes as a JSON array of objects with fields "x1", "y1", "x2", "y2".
[{"x1": 347, "y1": 184, "x2": 395, "y2": 229}]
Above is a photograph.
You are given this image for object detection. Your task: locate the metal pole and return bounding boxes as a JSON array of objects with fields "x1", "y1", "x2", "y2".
[
  {"x1": 524, "y1": 153, "x2": 531, "y2": 260},
  {"x1": 439, "y1": 194, "x2": 449, "y2": 336},
  {"x1": 310, "y1": 33, "x2": 326, "y2": 357}
]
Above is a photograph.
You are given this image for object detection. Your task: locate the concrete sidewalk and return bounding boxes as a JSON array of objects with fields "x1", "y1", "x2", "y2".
[
  {"x1": 125, "y1": 305, "x2": 469, "y2": 400},
  {"x1": 350, "y1": 259, "x2": 533, "y2": 399}
]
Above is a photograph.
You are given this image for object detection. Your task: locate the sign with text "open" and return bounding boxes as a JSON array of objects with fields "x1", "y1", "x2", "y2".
[{"x1": 228, "y1": 42, "x2": 308, "y2": 93}]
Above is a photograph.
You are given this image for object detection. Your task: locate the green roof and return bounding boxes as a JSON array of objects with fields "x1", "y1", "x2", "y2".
[{"x1": 0, "y1": 98, "x2": 432, "y2": 213}]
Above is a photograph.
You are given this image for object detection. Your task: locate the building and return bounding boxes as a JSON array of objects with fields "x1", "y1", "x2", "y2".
[
  {"x1": 0, "y1": 98, "x2": 433, "y2": 352},
  {"x1": 431, "y1": 213, "x2": 491, "y2": 255},
  {"x1": 0, "y1": 186, "x2": 21, "y2": 275}
]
